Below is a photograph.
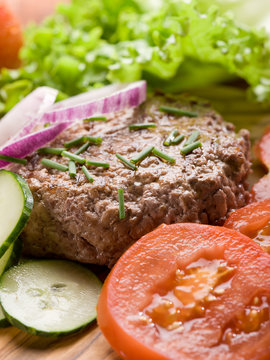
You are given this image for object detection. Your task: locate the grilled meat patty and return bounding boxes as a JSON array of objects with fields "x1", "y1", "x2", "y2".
[{"x1": 16, "y1": 94, "x2": 250, "y2": 267}]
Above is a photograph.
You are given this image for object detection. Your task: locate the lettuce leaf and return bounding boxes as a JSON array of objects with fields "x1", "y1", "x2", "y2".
[{"x1": 1, "y1": 0, "x2": 270, "y2": 115}]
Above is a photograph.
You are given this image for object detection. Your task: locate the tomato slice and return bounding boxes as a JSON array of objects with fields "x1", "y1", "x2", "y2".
[
  {"x1": 251, "y1": 174, "x2": 270, "y2": 202},
  {"x1": 97, "y1": 223, "x2": 270, "y2": 360},
  {"x1": 255, "y1": 125, "x2": 270, "y2": 169},
  {"x1": 0, "y1": 1, "x2": 23, "y2": 69},
  {"x1": 224, "y1": 199, "x2": 270, "y2": 254}
]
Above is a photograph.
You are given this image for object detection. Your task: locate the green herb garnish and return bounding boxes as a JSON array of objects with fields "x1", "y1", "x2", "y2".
[
  {"x1": 163, "y1": 129, "x2": 179, "y2": 146},
  {"x1": 184, "y1": 131, "x2": 200, "y2": 147},
  {"x1": 130, "y1": 146, "x2": 154, "y2": 165},
  {"x1": 64, "y1": 136, "x2": 102, "y2": 148},
  {"x1": 116, "y1": 153, "x2": 137, "y2": 171},
  {"x1": 152, "y1": 148, "x2": 176, "y2": 164},
  {"x1": 82, "y1": 165, "x2": 94, "y2": 183},
  {"x1": 118, "y1": 188, "x2": 125, "y2": 220},
  {"x1": 37, "y1": 147, "x2": 66, "y2": 155},
  {"x1": 171, "y1": 134, "x2": 185, "y2": 145},
  {"x1": 83, "y1": 116, "x2": 107, "y2": 122},
  {"x1": 68, "y1": 160, "x2": 77, "y2": 178},
  {"x1": 0, "y1": 154, "x2": 27, "y2": 165},
  {"x1": 160, "y1": 106, "x2": 198, "y2": 118},
  {"x1": 74, "y1": 142, "x2": 90, "y2": 155},
  {"x1": 180, "y1": 141, "x2": 202, "y2": 155},
  {"x1": 86, "y1": 160, "x2": 110, "y2": 168},
  {"x1": 129, "y1": 123, "x2": 157, "y2": 131},
  {"x1": 41, "y1": 159, "x2": 68, "y2": 172},
  {"x1": 61, "y1": 151, "x2": 86, "y2": 165}
]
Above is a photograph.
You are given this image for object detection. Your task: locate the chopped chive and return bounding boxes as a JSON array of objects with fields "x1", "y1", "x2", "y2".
[
  {"x1": 184, "y1": 130, "x2": 200, "y2": 147},
  {"x1": 130, "y1": 146, "x2": 154, "y2": 165},
  {"x1": 0, "y1": 154, "x2": 27, "y2": 165},
  {"x1": 64, "y1": 136, "x2": 85, "y2": 148},
  {"x1": 64, "y1": 135, "x2": 102, "y2": 149},
  {"x1": 180, "y1": 141, "x2": 202, "y2": 155},
  {"x1": 41, "y1": 159, "x2": 68, "y2": 172},
  {"x1": 163, "y1": 129, "x2": 179, "y2": 146},
  {"x1": 85, "y1": 136, "x2": 103, "y2": 145},
  {"x1": 44, "y1": 122, "x2": 51, "y2": 128},
  {"x1": 160, "y1": 105, "x2": 198, "y2": 118},
  {"x1": 82, "y1": 165, "x2": 94, "y2": 183},
  {"x1": 75, "y1": 142, "x2": 90, "y2": 155},
  {"x1": 171, "y1": 134, "x2": 185, "y2": 145},
  {"x1": 118, "y1": 188, "x2": 125, "y2": 220},
  {"x1": 37, "y1": 147, "x2": 66, "y2": 155},
  {"x1": 152, "y1": 148, "x2": 176, "y2": 164},
  {"x1": 129, "y1": 123, "x2": 157, "y2": 131},
  {"x1": 61, "y1": 151, "x2": 86, "y2": 165},
  {"x1": 86, "y1": 160, "x2": 110, "y2": 168},
  {"x1": 116, "y1": 153, "x2": 137, "y2": 171},
  {"x1": 68, "y1": 161, "x2": 77, "y2": 178},
  {"x1": 83, "y1": 116, "x2": 107, "y2": 122}
]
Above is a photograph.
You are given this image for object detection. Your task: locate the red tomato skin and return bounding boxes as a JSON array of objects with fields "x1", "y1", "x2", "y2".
[
  {"x1": 256, "y1": 126, "x2": 270, "y2": 169},
  {"x1": 97, "y1": 223, "x2": 270, "y2": 360},
  {"x1": 224, "y1": 198, "x2": 270, "y2": 237},
  {"x1": 0, "y1": 1, "x2": 23, "y2": 68},
  {"x1": 250, "y1": 174, "x2": 270, "y2": 202}
]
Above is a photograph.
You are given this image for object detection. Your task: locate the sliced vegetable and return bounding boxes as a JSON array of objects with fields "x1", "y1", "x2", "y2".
[
  {"x1": 83, "y1": 116, "x2": 107, "y2": 122},
  {"x1": 61, "y1": 151, "x2": 86, "y2": 165},
  {"x1": 0, "y1": 2, "x2": 23, "y2": 69},
  {"x1": 82, "y1": 165, "x2": 94, "y2": 183},
  {"x1": 251, "y1": 175, "x2": 270, "y2": 202},
  {"x1": 0, "y1": 122, "x2": 71, "y2": 169},
  {"x1": 0, "y1": 307, "x2": 10, "y2": 328},
  {"x1": 118, "y1": 189, "x2": 125, "y2": 220},
  {"x1": 68, "y1": 161, "x2": 76, "y2": 178},
  {"x1": 181, "y1": 141, "x2": 202, "y2": 155},
  {"x1": 86, "y1": 160, "x2": 109, "y2": 168},
  {"x1": 163, "y1": 129, "x2": 179, "y2": 146},
  {"x1": 41, "y1": 159, "x2": 68, "y2": 172},
  {"x1": 40, "y1": 81, "x2": 146, "y2": 124},
  {"x1": 0, "y1": 154, "x2": 27, "y2": 165},
  {"x1": 37, "y1": 147, "x2": 66, "y2": 155},
  {"x1": 160, "y1": 106, "x2": 198, "y2": 118},
  {"x1": 98, "y1": 223, "x2": 270, "y2": 360},
  {"x1": 184, "y1": 131, "x2": 200, "y2": 147},
  {"x1": 75, "y1": 142, "x2": 90, "y2": 155},
  {"x1": 0, "y1": 87, "x2": 58, "y2": 147},
  {"x1": 129, "y1": 123, "x2": 156, "y2": 131},
  {"x1": 0, "y1": 170, "x2": 33, "y2": 257},
  {"x1": 251, "y1": 126, "x2": 270, "y2": 201},
  {"x1": 152, "y1": 148, "x2": 175, "y2": 164},
  {"x1": 0, "y1": 237, "x2": 21, "y2": 278},
  {"x1": 130, "y1": 146, "x2": 154, "y2": 165},
  {"x1": 224, "y1": 199, "x2": 270, "y2": 253},
  {"x1": 255, "y1": 125, "x2": 270, "y2": 169},
  {"x1": 116, "y1": 154, "x2": 137, "y2": 171},
  {"x1": 0, "y1": 260, "x2": 102, "y2": 337}
]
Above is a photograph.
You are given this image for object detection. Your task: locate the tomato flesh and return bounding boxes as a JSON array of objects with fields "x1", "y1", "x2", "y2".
[
  {"x1": 142, "y1": 258, "x2": 234, "y2": 331},
  {"x1": 256, "y1": 125, "x2": 270, "y2": 169},
  {"x1": 251, "y1": 174, "x2": 270, "y2": 202},
  {"x1": 97, "y1": 223, "x2": 270, "y2": 360},
  {"x1": 225, "y1": 199, "x2": 270, "y2": 254}
]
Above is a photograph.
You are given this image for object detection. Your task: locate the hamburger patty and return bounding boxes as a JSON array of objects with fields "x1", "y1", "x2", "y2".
[{"x1": 16, "y1": 94, "x2": 250, "y2": 267}]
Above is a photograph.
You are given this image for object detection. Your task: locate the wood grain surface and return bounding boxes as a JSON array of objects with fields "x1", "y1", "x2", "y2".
[
  {"x1": 0, "y1": 94, "x2": 269, "y2": 360},
  {"x1": 0, "y1": 325, "x2": 121, "y2": 360}
]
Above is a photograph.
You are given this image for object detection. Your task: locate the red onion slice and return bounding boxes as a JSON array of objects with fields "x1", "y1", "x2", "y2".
[
  {"x1": 0, "y1": 81, "x2": 147, "y2": 167},
  {"x1": 40, "y1": 81, "x2": 146, "y2": 124},
  {"x1": 0, "y1": 87, "x2": 58, "y2": 147},
  {"x1": 0, "y1": 122, "x2": 71, "y2": 168}
]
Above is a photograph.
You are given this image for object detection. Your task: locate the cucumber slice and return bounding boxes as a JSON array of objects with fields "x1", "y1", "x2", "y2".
[
  {"x1": 0, "y1": 306, "x2": 10, "y2": 328},
  {"x1": 0, "y1": 170, "x2": 33, "y2": 257},
  {"x1": 0, "y1": 260, "x2": 103, "y2": 337},
  {"x1": 0, "y1": 236, "x2": 22, "y2": 277}
]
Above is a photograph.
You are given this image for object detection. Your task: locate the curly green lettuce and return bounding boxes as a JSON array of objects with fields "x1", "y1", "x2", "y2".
[{"x1": 1, "y1": 0, "x2": 270, "y2": 114}]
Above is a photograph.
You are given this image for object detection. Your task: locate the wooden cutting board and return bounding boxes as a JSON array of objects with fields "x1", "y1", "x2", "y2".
[
  {"x1": 0, "y1": 98, "x2": 269, "y2": 360},
  {"x1": 0, "y1": 324, "x2": 121, "y2": 360}
]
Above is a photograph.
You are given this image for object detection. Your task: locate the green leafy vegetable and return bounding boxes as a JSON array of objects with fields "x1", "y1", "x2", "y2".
[{"x1": 1, "y1": 0, "x2": 270, "y2": 116}]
